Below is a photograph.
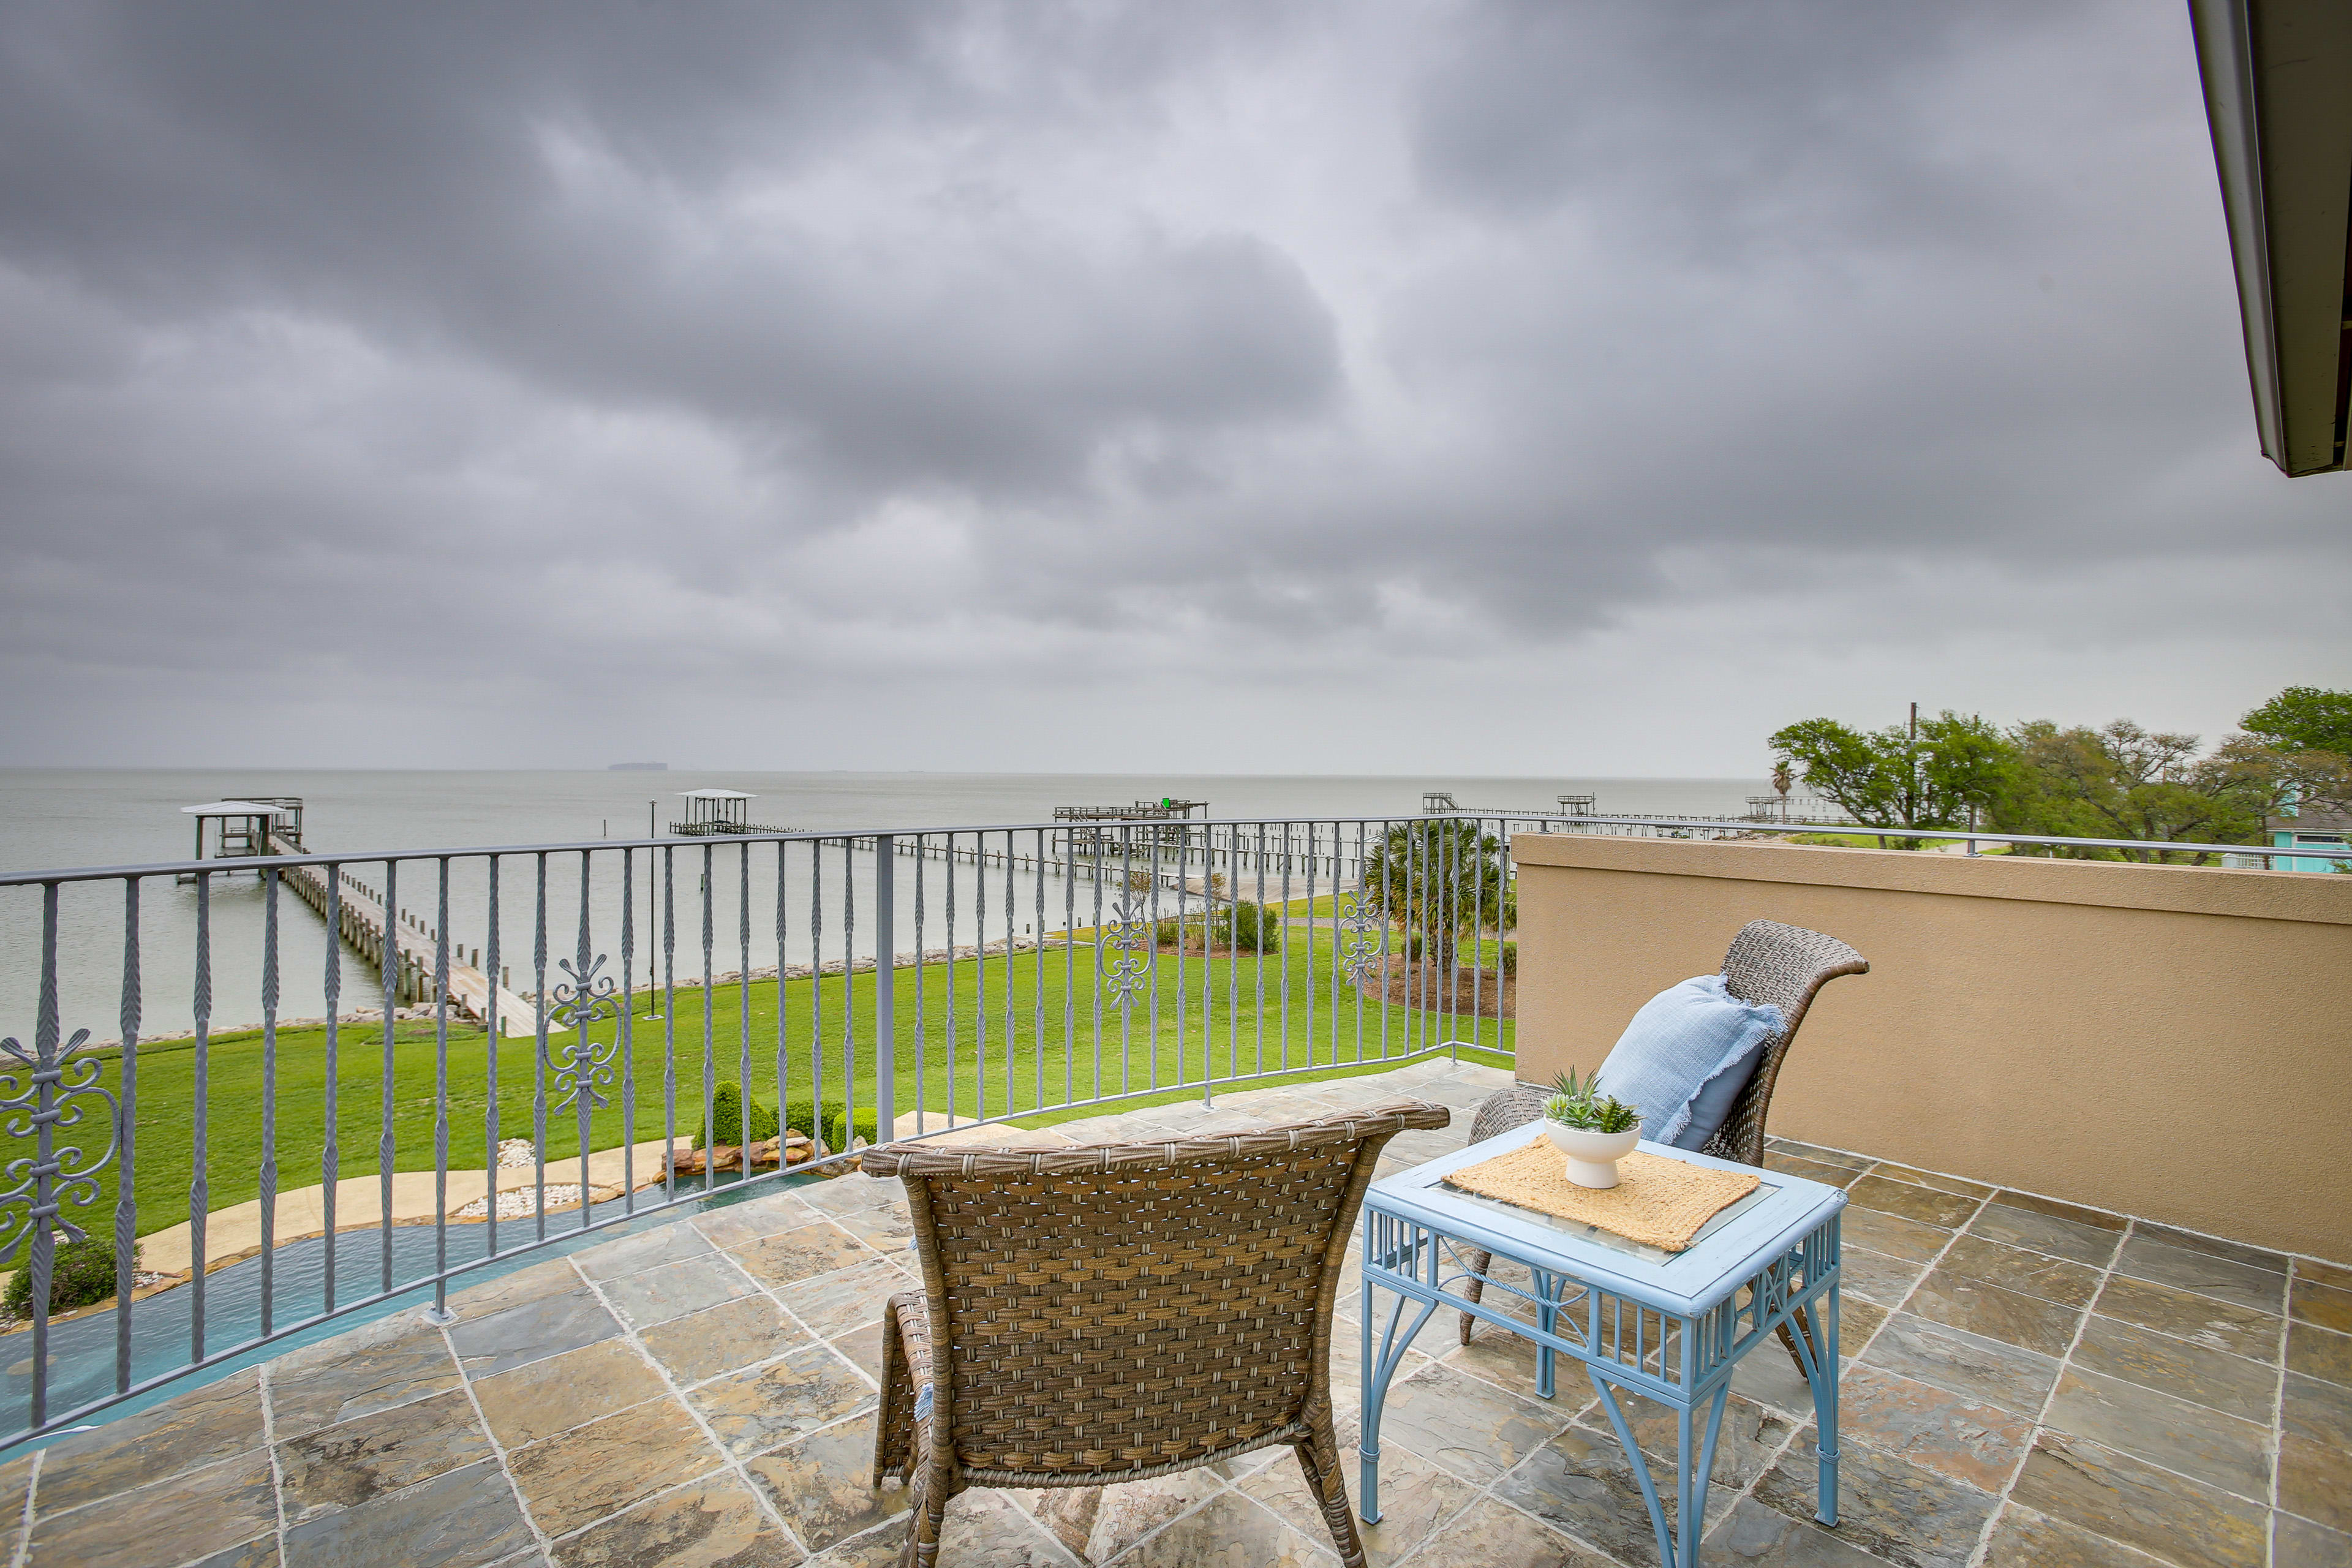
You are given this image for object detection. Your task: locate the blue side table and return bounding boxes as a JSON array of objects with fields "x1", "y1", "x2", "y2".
[{"x1": 1359, "y1": 1125, "x2": 1845, "y2": 1568}]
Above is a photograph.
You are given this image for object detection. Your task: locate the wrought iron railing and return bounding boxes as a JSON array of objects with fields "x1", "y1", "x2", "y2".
[
  {"x1": 0, "y1": 807, "x2": 2331, "y2": 1452},
  {"x1": 0, "y1": 812, "x2": 1537, "y2": 1451}
]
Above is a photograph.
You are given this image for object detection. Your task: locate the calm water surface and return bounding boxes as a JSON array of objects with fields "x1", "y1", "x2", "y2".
[{"x1": 0, "y1": 771, "x2": 1763, "y2": 1041}]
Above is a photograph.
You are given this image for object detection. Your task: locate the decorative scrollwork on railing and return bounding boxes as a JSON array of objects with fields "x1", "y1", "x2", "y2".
[
  {"x1": 1097, "y1": 898, "x2": 1156, "y2": 1009},
  {"x1": 0, "y1": 1028, "x2": 121, "y2": 1264},
  {"x1": 545, "y1": 954, "x2": 622, "y2": 1117},
  {"x1": 1338, "y1": 891, "x2": 1388, "y2": 988}
]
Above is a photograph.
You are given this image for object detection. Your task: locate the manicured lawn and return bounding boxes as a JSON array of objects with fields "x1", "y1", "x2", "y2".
[{"x1": 34, "y1": 922, "x2": 1512, "y2": 1253}]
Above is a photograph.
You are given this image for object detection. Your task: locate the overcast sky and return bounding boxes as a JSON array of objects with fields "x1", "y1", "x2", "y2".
[{"x1": 1, "y1": 1, "x2": 2343, "y2": 775}]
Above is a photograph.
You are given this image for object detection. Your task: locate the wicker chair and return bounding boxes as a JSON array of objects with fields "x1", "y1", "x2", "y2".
[
  {"x1": 1455, "y1": 918, "x2": 1867, "y2": 1350},
  {"x1": 862, "y1": 1100, "x2": 1452, "y2": 1568}
]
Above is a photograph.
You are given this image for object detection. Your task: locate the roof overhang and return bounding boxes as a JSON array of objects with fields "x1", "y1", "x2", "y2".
[{"x1": 2190, "y1": 0, "x2": 2352, "y2": 476}]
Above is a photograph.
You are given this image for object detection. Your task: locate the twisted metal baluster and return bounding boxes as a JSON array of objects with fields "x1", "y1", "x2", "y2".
[
  {"x1": 774, "y1": 841, "x2": 789, "y2": 1147},
  {"x1": 1349, "y1": 821, "x2": 1368, "y2": 1062},
  {"x1": 532, "y1": 853, "x2": 549, "y2": 1240},
  {"x1": 1304, "y1": 823, "x2": 1319, "y2": 1067},
  {"x1": 1442, "y1": 819, "x2": 1458, "y2": 1045},
  {"x1": 19, "y1": 886, "x2": 58, "y2": 1423},
  {"x1": 973, "y1": 836, "x2": 987, "y2": 1119},
  {"x1": 115, "y1": 877, "x2": 141, "y2": 1393},
  {"x1": 430, "y1": 859, "x2": 453, "y2": 1310},
  {"x1": 1469, "y1": 820, "x2": 1485, "y2": 1047},
  {"x1": 1090, "y1": 827, "x2": 1106, "y2": 1101},
  {"x1": 260, "y1": 869, "x2": 280, "y2": 1335},
  {"x1": 912, "y1": 839, "x2": 925, "y2": 1135},
  {"x1": 484, "y1": 858, "x2": 501, "y2": 1259},
  {"x1": 1061, "y1": 828, "x2": 1075, "y2": 1109},
  {"x1": 661, "y1": 848, "x2": 676, "y2": 1205},
  {"x1": 873, "y1": 834, "x2": 895, "y2": 1145},
  {"x1": 1254, "y1": 823, "x2": 1267, "y2": 1078},
  {"x1": 1377, "y1": 824, "x2": 1393, "y2": 1061},
  {"x1": 1278, "y1": 825, "x2": 1291, "y2": 1075},
  {"x1": 1035, "y1": 828, "x2": 1047, "y2": 1114},
  {"x1": 699, "y1": 844, "x2": 714, "y2": 1186},
  {"x1": 620, "y1": 848, "x2": 635, "y2": 1213},
  {"x1": 997, "y1": 832, "x2": 1011, "y2": 1117},
  {"x1": 192, "y1": 869, "x2": 213, "y2": 1361},
  {"x1": 1148, "y1": 826, "x2": 1162, "y2": 1090},
  {"x1": 566, "y1": 851, "x2": 604, "y2": 1229},
  {"x1": 1226, "y1": 826, "x2": 1240, "y2": 1091},
  {"x1": 843, "y1": 838, "x2": 856, "y2": 1149},
  {"x1": 1202, "y1": 824, "x2": 1216, "y2": 1102},
  {"x1": 943, "y1": 835, "x2": 956, "y2": 1128},
  {"x1": 1174, "y1": 827, "x2": 1187, "y2": 1091},
  {"x1": 737, "y1": 843, "x2": 751, "y2": 1179},
  {"x1": 378, "y1": 860, "x2": 398, "y2": 1293},
  {"x1": 810, "y1": 847, "x2": 824, "y2": 1144},
  {"x1": 323, "y1": 867, "x2": 341, "y2": 1311}
]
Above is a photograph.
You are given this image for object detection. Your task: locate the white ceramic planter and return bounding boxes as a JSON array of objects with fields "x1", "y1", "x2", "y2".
[{"x1": 1543, "y1": 1121, "x2": 1643, "y2": 1189}]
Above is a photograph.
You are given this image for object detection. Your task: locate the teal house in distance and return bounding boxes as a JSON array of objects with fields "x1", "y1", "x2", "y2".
[{"x1": 2265, "y1": 801, "x2": 2351, "y2": 872}]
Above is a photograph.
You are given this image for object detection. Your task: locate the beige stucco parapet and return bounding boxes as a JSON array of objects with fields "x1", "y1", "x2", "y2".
[
  {"x1": 1510, "y1": 834, "x2": 2352, "y2": 1261},
  {"x1": 1509, "y1": 832, "x2": 2352, "y2": 923}
]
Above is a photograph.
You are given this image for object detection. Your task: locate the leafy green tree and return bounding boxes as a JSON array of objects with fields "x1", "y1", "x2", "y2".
[
  {"x1": 2225, "y1": 686, "x2": 2352, "y2": 820},
  {"x1": 2241, "y1": 686, "x2": 2352, "y2": 755},
  {"x1": 1989, "y1": 720, "x2": 2274, "y2": 862},
  {"x1": 1768, "y1": 710, "x2": 2016, "y2": 846},
  {"x1": 1360, "y1": 820, "x2": 1514, "y2": 970}
]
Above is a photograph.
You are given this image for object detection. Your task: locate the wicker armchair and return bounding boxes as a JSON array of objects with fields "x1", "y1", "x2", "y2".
[
  {"x1": 861, "y1": 1100, "x2": 1452, "y2": 1568},
  {"x1": 1455, "y1": 918, "x2": 1867, "y2": 1349}
]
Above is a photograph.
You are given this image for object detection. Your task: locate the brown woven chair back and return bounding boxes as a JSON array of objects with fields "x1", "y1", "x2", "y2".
[
  {"x1": 862, "y1": 1101, "x2": 1450, "y2": 1567},
  {"x1": 1699, "y1": 918, "x2": 1868, "y2": 1166}
]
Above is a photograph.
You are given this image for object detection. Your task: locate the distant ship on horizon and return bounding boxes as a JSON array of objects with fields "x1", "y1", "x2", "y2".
[{"x1": 608, "y1": 761, "x2": 668, "y2": 771}]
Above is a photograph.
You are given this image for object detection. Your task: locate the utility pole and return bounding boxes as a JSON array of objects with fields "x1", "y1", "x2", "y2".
[{"x1": 1907, "y1": 701, "x2": 1921, "y2": 836}]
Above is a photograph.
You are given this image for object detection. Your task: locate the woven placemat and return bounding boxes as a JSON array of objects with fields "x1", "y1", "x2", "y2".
[{"x1": 1444, "y1": 1138, "x2": 1760, "y2": 1253}]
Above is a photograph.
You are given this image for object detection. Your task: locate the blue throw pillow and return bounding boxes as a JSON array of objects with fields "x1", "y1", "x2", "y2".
[{"x1": 1591, "y1": 975, "x2": 1785, "y2": 1151}]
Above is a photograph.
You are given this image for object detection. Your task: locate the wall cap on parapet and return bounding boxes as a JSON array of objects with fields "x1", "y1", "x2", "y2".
[{"x1": 1508, "y1": 833, "x2": 2352, "y2": 926}]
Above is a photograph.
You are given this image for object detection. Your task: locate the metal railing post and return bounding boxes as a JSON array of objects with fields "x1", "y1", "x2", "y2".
[{"x1": 874, "y1": 834, "x2": 895, "y2": 1145}]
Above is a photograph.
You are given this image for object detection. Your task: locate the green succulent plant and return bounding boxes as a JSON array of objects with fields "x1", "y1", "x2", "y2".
[{"x1": 1544, "y1": 1068, "x2": 1643, "y2": 1135}]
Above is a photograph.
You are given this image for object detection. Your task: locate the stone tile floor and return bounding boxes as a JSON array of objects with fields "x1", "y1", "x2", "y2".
[{"x1": 7, "y1": 1056, "x2": 2348, "y2": 1567}]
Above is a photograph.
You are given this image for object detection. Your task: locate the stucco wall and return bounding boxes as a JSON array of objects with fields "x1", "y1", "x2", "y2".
[{"x1": 1511, "y1": 835, "x2": 2352, "y2": 1262}]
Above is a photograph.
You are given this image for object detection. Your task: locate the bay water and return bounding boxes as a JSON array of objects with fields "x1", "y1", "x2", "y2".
[{"x1": 0, "y1": 770, "x2": 1763, "y2": 1041}]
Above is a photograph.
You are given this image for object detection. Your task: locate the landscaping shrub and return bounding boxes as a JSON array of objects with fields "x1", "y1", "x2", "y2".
[
  {"x1": 781, "y1": 1097, "x2": 883, "y2": 1152},
  {"x1": 697, "y1": 1087, "x2": 879, "y2": 1153},
  {"x1": 695, "y1": 1082, "x2": 780, "y2": 1150},
  {"x1": 4, "y1": 1233, "x2": 135, "y2": 1317},
  {"x1": 1214, "y1": 902, "x2": 1283, "y2": 952}
]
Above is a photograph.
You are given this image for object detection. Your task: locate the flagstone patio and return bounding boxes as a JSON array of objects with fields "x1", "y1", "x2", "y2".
[{"x1": 7, "y1": 1055, "x2": 2347, "y2": 1567}]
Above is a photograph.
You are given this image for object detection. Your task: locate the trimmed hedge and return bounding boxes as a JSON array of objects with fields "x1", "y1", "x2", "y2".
[
  {"x1": 693, "y1": 1082, "x2": 780, "y2": 1150},
  {"x1": 698, "y1": 1082, "x2": 880, "y2": 1152}
]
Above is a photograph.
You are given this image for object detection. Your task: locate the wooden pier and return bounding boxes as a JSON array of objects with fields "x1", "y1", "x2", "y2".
[
  {"x1": 267, "y1": 831, "x2": 534, "y2": 1036},
  {"x1": 884, "y1": 827, "x2": 1362, "y2": 889}
]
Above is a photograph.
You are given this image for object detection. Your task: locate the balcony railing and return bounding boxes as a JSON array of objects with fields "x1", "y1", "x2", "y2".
[
  {"x1": 0, "y1": 812, "x2": 1545, "y2": 1452},
  {"x1": 0, "y1": 808, "x2": 2331, "y2": 1454}
]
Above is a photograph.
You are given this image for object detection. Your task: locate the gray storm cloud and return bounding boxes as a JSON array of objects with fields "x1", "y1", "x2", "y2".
[{"x1": 0, "y1": 0, "x2": 2343, "y2": 772}]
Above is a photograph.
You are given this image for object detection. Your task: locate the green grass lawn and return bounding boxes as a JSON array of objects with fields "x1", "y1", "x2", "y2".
[{"x1": 36, "y1": 923, "x2": 1512, "y2": 1253}]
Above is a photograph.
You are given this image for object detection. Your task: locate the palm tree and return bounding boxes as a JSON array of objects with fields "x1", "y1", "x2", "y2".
[{"x1": 1359, "y1": 820, "x2": 1515, "y2": 973}]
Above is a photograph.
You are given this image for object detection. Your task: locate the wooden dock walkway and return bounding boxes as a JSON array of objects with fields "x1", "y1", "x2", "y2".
[{"x1": 268, "y1": 832, "x2": 534, "y2": 1036}]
